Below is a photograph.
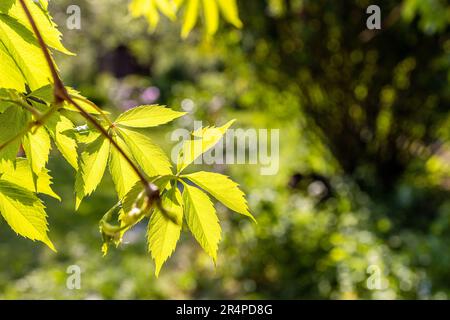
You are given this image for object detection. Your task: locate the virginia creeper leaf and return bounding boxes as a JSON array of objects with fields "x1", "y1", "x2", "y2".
[
  {"x1": 75, "y1": 135, "x2": 111, "y2": 209},
  {"x1": 23, "y1": 126, "x2": 52, "y2": 176},
  {"x1": 45, "y1": 113, "x2": 78, "y2": 170},
  {"x1": 183, "y1": 182, "x2": 221, "y2": 263},
  {"x1": 0, "y1": 179, "x2": 56, "y2": 251},
  {"x1": 184, "y1": 171, "x2": 255, "y2": 221},
  {"x1": 148, "y1": 185, "x2": 183, "y2": 276},
  {"x1": 109, "y1": 134, "x2": 139, "y2": 199},
  {"x1": 115, "y1": 105, "x2": 186, "y2": 128},
  {"x1": 181, "y1": 0, "x2": 199, "y2": 38},
  {"x1": 0, "y1": 106, "x2": 29, "y2": 165},
  {"x1": 217, "y1": 0, "x2": 242, "y2": 28},
  {"x1": 202, "y1": 0, "x2": 219, "y2": 36},
  {"x1": 118, "y1": 127, "x2": 172, "y2": 177},
  {"x1": 177, "y1": 119, "x2": 235, "y2": 173},
  {"x1": 0, "y1": 158, "x2": 60, "y2": 201},
  {"x1": 0, "y1": 0, "x2": 72, "y2": 55},
  {"x1": 0, "y1": 13, "x2": 51, "y2": 91}
]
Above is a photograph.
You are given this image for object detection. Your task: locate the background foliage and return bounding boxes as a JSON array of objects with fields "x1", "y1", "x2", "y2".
[{"x1": 0, "y1": 0, "x2": 449, "y2": 299}]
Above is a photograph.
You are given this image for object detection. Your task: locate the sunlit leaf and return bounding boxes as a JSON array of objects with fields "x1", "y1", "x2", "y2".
[
  {"x1": 0, "y1": 179, "x2": 56, "y2": 251},
  {"x1": 109, "y1": 134, "x2": 139, "y2": 199},
  {"x1": 23, "y1": 126, "x2": 52, "y2": 176},
  {"x1": 0, "y1": 106, "x2": 29, "y2": 165},
  {"x1": 181, "y1": 0, "x2": 199, "y2": 38},
  {"x1": 148, "y1": 185, "x2": 183, "y2": 276},
  {"x1": 45, "y1": 113, "x2": 78, "y2": 170},
  {"x1": 202, "y1": 0, "x2": 219, "y2": 36},
  {"x1": 115, "y1": 105, "x2": 186, "y2": 128},
  {"x1": 184, "y1": 171, "x2": 255, "y2": 221},
  {"x1": 118, "y1": 127, "x2": 172, "y2": 177},
  {"x1": 183, "y1": 182, "x2": 221, "y2": 262},
  {"x1": 0, "y1": 158, "x2": 60, "y2": 201},
  {"x1": 177, "y1": 119, "x2": 235, "y2": 172},
  {"x1": 75, "y1": 135, "x2": 111, "y2": 209}
]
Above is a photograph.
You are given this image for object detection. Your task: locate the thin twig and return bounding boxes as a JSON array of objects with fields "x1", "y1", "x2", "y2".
[
  {"x1": 0, "y1": 98, "x2": 42, "y2": 118},
  {"x1": 69, "y1": 95, "x2": 114, "y2": 126}
]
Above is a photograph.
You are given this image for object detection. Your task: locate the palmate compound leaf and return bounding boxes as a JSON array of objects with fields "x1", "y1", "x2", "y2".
[
  {"x1": 182, "y1": 182, "x2": 221, "y2": 263},
  {"x1": 177, "y1": 119, "x2": 235, "y2": 173},
  {"x1": 76, "y1": 104, "x2": 184, "y2": 209},
  {"x1": 183, "y1": 171, "x2": 255, "y2": 222},
  {"x1": 75, "y1": 135, "x2": 111, "y2": 209},
  {"x1": 0, "y1": 179, "x2": 55, "y2": 251},
  {"x1": 148, "y1": 185, "x2": 183, "y2": 277},
  {"x1": 0, "y1": 158, "x2": 60, "y2": 200},
  {"x1": 0, "y1": 0, "x2": 71, "y2": 91},
  {"x1": 114, "y1": 105, "x2": 186, "y2": 128}
]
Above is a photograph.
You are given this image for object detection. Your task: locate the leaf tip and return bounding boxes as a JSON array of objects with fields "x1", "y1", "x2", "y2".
[{"x1": 45, "y1": 239, "x2": 57, "y2": 253}]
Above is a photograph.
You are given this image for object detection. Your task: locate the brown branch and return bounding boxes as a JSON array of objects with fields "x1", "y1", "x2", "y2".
[{"x1": 18, "y1": 0, "x2": 159, "y2": 201}]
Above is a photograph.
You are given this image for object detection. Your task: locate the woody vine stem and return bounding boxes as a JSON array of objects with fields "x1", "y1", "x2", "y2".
[{"x1": 17, "y1": 0, "x2": 161, "y2": 207}]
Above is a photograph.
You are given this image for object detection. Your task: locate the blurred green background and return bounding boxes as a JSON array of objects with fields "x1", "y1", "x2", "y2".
[{"x1": 0, "y1": 0, "x2": 449, "y2": 299}]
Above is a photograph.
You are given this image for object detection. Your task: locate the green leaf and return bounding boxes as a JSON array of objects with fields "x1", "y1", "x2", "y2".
[
  {"x1": 72, "y1": 125, "x2": 102, "y2": 145},
  {"x1": 118, "y1": 127, "x2": 172, "y2": 177},
  {"x1": 129, "y1": 0, "x2": 177, "y2": 31},
  {"x1": 184, "y1": 171, "x2": 255, "y2": 221},
  {"x1": 217, "y1": 0, "x2": 242, "y2": 28},
  {"x1": 0, "y1": 179, "x2": 55, "y2": 251},
  {"x1": 0, "y1": 0, "x2": 72, "y2": 55},
  {"x1": 154, "y1": 0, "x2": 177, "y2": 20},
  {"x1": 148, "y1": 185, "x2": 183, "y2": 276},
  {"x1": 0, "y1": 106, "x2": 29, "y2": 165},
  {"x1": 181, "y1": 0, "x2": 200, "y2": 38},
  {"x1": 0, "y1": 13, "x2": 52, "y2": 91},
  {"x1": 115, "y1": 105, "x2": 186, "y2": 128},
  {"x1": 202, "y1": 0, "x2": 219, "y2": 36},
  {"x1": 108, "y1": 134, "x2": 139, "y2": 199},
  {"x1": 45, "y1": 113, "x2": 78, "y2": 170},
  {"x1": 0, "y1": 88, "x2": 27, "y2": 112},
  {"x1": 130, "y1": 0, "x2": 159, "y2": 30},
  {"x1": 182, "y1": 182, "x2": 221, "y2": 262},
  {"x1": 177, "y1": 119, "x2": 235, "y2": 173},
  {"x1": 0, "y1": 47, "x2": 25, "y2": 90},
  {"x1": 23, "y1": 126, "x2": 52, "y2": 176},
  {"x1": 0, "y1": 158, "x2": 60, "y2": 201},
  {"x1": 75, "y1": 135, "x2": 111, "y2": 209}
]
